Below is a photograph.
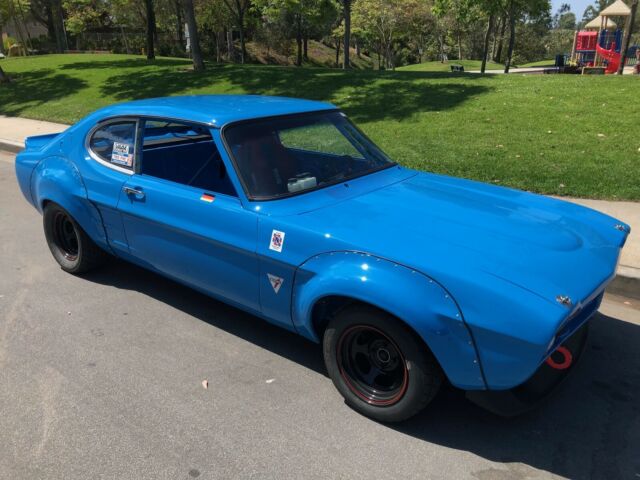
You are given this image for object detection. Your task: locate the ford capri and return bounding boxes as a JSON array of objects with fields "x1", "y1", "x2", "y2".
[{"x1": 15, "y1": 95, "x2": 630, "y2": 422}]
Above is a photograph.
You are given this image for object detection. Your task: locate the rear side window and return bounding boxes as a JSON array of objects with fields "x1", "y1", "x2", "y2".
[
  {"x1": 140, "y1": 119, "x2": 236, "y2": 197},
  {"x1": 89, "y1": 121, "x2": 137, "y2": 169}
]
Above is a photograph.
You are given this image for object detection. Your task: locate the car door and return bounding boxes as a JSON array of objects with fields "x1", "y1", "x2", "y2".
[{"x1": 116, "y1": 118, "x2": 261, "y2": 313}]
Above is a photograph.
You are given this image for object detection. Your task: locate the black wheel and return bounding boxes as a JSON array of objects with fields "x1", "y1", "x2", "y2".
[
  {"x1": 43, "y1": 203, "x2": 107, "y2": 274},
  {"x1": 323, "y1": 305, "x2": 443, "y2": 422}
]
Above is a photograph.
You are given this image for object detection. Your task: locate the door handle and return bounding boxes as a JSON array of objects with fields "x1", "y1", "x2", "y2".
[{"x1": 123, "y1": 186, "x2": 145, "y2": 198}]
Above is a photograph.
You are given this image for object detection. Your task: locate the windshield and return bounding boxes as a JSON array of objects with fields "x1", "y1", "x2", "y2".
[{"x1": 223, "y1": 111, "x2": 395, "y2": 200}]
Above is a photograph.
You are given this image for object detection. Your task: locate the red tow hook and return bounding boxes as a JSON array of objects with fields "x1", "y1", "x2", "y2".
[{"x1": 546, "y1": 346, "x2": 573, "y2": 370}]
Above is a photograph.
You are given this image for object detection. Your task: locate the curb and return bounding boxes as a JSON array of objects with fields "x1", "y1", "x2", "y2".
[
  {"x1": 0, "y1": 142, "x2": 638, "y2": 299},
  {"x1": 607, "y1": 266, "x2": 640, "y2": 300},
  {"x1": 0, "y1": 139, "x2": 24, "y2": 154}
]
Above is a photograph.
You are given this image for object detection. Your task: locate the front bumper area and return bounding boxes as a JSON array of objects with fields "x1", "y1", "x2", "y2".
[{"x1": 466, "y1": 321, "x2": 589, "y2": 416}]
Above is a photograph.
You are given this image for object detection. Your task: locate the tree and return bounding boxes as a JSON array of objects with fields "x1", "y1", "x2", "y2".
[
  {"x1": 144, "y1": 0, "x2": 156, "y2": 59},
  {"x1": 183, "y1": 0, "x2": 204, "y2": 70},
  {"x1": 222, "y1": 0, "x2": 250, "y2": 63},
  {"x1": 502, "y1": 0, "x2": 549, "y2": 73},
  {"x1": 353, "y1": 0, "x2": 404, "y2": 69},
  {"x1": 341, "y1": 0, "x2": 350, "y2": 68},
  {"x1": 553, "y1": 4, "x2": 575, "y2": 30},
  {"x1": 256, "y1": 0, "x2": 339, "y2": 66},
  {"x1": 197, "y1": 0, "x2": 232, "y2": 62},
  {"x1": 403, "y1": 0, "x2": 436, "y2": 64}
]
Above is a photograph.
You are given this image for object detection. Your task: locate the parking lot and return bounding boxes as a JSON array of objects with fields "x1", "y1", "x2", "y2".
[{"x1": 1, "y1": 150, "x2": 639, "y2": 480}]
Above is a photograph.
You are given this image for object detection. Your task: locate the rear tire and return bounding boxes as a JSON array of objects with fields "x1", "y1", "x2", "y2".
[
  {"x1": 323, "y1": 305, "x2": 443, "y2": 422},
  {"x1": 43, "y1": 203, "x2": 107, "y2": 274}
]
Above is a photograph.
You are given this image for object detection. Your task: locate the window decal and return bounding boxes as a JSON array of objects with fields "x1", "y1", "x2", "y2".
[{"x1": 111, "y1": 142, "x2": 133, "y2": 167}]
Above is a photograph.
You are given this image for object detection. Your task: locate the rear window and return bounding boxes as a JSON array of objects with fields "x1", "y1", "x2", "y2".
[{"x1": 89, "y1": 121, "x2": 137, "y2": 169}]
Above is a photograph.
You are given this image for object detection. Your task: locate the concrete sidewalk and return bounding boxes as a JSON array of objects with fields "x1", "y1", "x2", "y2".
[
  {"x1": 0, "y1": 114, "x2": 638, "y2": 295},
  {"x1": 0, "y1": 115, "x2": 68, "y2": 152}
]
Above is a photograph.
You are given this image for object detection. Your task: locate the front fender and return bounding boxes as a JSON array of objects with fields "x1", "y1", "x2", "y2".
[
  {"x1": 31, "y1": 155, "x2": 109, "y2": 251},
  {"x1": 292, "y1": 251, "x2": 486, "y2": 390}
]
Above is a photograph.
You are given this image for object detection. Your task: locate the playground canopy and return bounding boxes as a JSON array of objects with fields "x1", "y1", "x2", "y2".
[
  {"x1": 599, "y1": 0, "x2": 632, "y2": 16},
  {"x1": 584, "y1": 16, "x2": 617, "y2": 30}
]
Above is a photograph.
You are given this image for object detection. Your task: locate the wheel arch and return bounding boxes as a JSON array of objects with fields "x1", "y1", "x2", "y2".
[
  {"x1": 33, "y1": 155, "x2": 110, "y2": 251},
  {"x1": 292, "y1": 251, "x2": 487, "y2": 390}
]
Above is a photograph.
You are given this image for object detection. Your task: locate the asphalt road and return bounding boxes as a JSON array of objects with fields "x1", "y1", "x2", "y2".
[{"x1": 1, "y1": 150, "x2": 639, "y2": 480}]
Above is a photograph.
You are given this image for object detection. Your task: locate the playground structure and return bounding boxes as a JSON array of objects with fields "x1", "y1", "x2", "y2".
[{"x1": 570, "y1": 0, "x2": 635, "y2": 74}]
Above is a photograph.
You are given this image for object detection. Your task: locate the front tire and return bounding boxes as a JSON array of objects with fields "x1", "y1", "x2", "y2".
[
  {"x1": 43, "y1": 203, "x2": 107, "y2": 274},
  {"x1": 323, "y1": 305, "x2": 443, "y2": 422}
]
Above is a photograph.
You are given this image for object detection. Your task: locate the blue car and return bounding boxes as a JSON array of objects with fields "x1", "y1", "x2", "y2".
[{"x1": 15, "y1": 95, "x2": 630, "y2": 421}]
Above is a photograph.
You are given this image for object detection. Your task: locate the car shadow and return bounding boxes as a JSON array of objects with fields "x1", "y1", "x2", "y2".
[
  {"x1": 83, "y1": 258, "x2": 639, "y2": 479},
  {"x1": 82, "y1": 257, "x2": 327, "y2": 376}
]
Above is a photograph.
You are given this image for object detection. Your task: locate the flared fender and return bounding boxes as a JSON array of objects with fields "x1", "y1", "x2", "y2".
[
  {"x1": 292, "y1": 251, "x2": 487, "y2": 390},
  {"x1": 31, "y1": 156, "x2": 110, "y2": 251}
]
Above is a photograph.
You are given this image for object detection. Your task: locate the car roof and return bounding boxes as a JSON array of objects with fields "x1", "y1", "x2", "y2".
[{"x1": 89, "y1": 95, "x2": 337, "y2": 127}]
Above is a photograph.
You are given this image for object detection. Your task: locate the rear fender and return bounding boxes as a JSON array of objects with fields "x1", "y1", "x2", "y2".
[
  {"x1": 31, "y1": 155, "x2": 109, "y2": 251},
  {"x1": 292, "y1": 251, "x2": 486, "y2": 390}
]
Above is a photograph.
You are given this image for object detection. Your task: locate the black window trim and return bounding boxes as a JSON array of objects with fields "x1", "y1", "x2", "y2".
[
  {"x1": 86, "y1": 117, "x2": 140, "y2": 175},
  {"x1": 219, "y1": 109, "x2": 397, "y2": 202}
]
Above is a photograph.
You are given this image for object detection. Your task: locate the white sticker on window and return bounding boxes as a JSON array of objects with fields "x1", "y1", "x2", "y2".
[
  {"x1": 267, "y1": 274, "x2": 284, "y2": 294},
  {"x1": 269, "y1": 230, "x2": 285, "y2": 252},
  {"x1": 111, "y1": 142, "x2": 133, "y2": 167}
]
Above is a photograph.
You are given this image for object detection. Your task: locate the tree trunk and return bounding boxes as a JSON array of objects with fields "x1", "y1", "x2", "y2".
[
  {"x1": 120, "y1": 25, "x2": 131, "y2": 54},
  {"x1": 504, "y1": 5, "x2": 516, "y2": 73},
  {"x1": 145, "y1": 0, "x2": 156, "y2": 59},
  {"x1": 0, "y1": 22, "x2": 4, "y2": 55},
  {"x1": 226, "y1": 30, "x2": 234, "y2": 61},
  {"x1": 342, "y1": 0, "x2": 351, "y2": 69},
  {"x1": 183, "y1": 0, "x2": 204, "y2": 71},
  {"x1": 491, "y1": 16, "x2": 501, "y2": 60},
  {"x1": 481, "y1": 14, "x2": 495, "y2": 74},
  {"x1": 617, "y1": 0, "x2": 638, "y2": 74},
  {"x1": 296, "y1": 15, "x2": 303, "y2": 66},
  {"x1": 216, "y1": 31, "x2": 223, "y2": 63},
  {"x1": 175, "y1": 0, "x2": 184, "y2": 51},
  {"x1": 238, "y1": 2, "x2": 246, "y2": 64},
  {"x1": 355, "y1": 38, "x2": 360, "y2": 57},
  {"x1": 0, "y1": 65, "x2": 10, "y2": 83},
  {"x1": 335, "y1": 37, "x2": 341, "y2": 67},
  {"x1": 457, "y1": 33, "x2": 462, "y2": 60},
  {"x1": 495, "y1": 14, "x2": 507, "y2": 63},
  {"x1": 50, "y1": 0, "x2": 68, "y2": 53},
  {"x1": 303, "y1": 36, "x2": 308, "y2": 60}
]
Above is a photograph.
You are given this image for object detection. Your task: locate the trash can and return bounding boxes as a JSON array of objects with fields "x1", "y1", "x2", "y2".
[{"x1": 555, "y1": 54, "x2": 565, "y2": 67}]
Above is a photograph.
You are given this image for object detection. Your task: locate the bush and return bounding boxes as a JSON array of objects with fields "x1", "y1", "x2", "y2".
[{"x1": 3, "y1": 36, "x2": 17, "y2": 51}]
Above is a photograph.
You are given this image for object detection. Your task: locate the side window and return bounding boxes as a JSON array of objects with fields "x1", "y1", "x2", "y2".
[
  {"x1": 140, "y1": 119, "x2": 236, "y2": 197},
  {"x1": 89, "y1": 121, "x2": 137, "y2": 169}
]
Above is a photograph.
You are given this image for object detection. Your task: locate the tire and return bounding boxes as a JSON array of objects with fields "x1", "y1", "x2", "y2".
[
  {"x1": 43, "y1": 203, "x2": 107, "y2": 274},
  {"x1": 323, "y1": 305, "x2": 443, "y2": 423}
]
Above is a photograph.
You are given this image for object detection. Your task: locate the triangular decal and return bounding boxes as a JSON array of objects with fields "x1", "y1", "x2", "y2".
[{"x1": 267, "y1": 273, "x2": 284, "y2": 294}]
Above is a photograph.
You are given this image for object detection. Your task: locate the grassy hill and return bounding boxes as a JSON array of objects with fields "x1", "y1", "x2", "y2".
[
  {"x1": 246, "y1": 40, "x2": 374, "y2": 69},
  {"x1": 1, "y1": 53, "x2": 639, "y2": 200}
]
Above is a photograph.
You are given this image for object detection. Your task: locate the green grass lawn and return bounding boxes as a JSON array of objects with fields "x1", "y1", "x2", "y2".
[
  {"x1": 1, "y1": 54, "x2": 639, "y2": 200},
  {"x1": 397, "y1": 60, "x2": 504, "y2": 72}
]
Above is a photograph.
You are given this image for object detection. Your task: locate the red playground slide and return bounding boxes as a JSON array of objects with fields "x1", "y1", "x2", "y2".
[{"x1": 596, "y1": 43, "x2": 621, "y2": 73}]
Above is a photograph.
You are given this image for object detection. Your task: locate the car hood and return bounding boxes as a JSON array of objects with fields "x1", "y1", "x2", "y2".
[{"x1": 293, "y1": 172, "x2": 628, "y2": 306}]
